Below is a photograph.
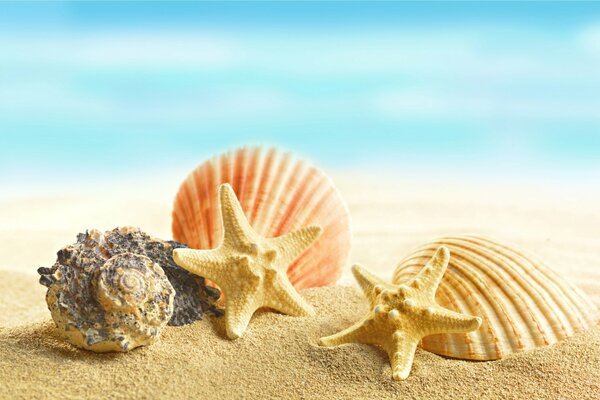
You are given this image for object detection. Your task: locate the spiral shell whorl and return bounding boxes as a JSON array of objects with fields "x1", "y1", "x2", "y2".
[
  {"x1": 95, "y1": 254, "x2": 166, "y2": 311},
  {"x1": 96, "y1": 256, "x2": 146, "y2": 310}
]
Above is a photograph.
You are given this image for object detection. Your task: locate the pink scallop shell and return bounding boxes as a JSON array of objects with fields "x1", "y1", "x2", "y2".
[{"x1": 172, "y1": 147, "x2": 352, "y2": 289}]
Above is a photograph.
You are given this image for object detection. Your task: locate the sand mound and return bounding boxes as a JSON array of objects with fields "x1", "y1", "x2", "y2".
[{"x1": 1, "y1": 274, "x2": 598, "y2": 400}]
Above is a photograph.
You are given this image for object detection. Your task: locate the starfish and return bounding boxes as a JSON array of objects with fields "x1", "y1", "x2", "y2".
[
  {"x1": 319, "y1": 246, "x2": 482, "y2": 380},
  {"x1": 173, "y1": 183, "x2": 321, "y2": 339}
]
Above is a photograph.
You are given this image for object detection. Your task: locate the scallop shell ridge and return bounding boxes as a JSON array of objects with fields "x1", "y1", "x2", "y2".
[
  {"x1": 392, "y1": 235, "x2": 599, "y2": 360},
  {"x1": 172, "y1": 146, "x2": 352, "y2": 289}
]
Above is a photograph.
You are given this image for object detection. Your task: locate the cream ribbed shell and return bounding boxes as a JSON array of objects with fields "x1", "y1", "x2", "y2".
[{"x1": 392, "y1": 235, "x2": 599, "y2": 360}]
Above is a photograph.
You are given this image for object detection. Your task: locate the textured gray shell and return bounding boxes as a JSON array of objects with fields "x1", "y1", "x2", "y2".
[
  {"x1": 38, "y1": 227, "x2": 223, "y2": 327},
  {"x1": 42, "y1": 252, "x2": 175, "y2": 352}
]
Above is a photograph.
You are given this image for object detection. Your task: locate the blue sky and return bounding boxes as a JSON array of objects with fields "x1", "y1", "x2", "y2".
[{"x1": 1, "y1": 2, "x2": 600, "y2": 190}]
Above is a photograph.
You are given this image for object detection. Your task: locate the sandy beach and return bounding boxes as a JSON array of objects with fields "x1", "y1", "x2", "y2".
[{"x1": 1, "y1": 174, "x2": 599, "y2": 399}]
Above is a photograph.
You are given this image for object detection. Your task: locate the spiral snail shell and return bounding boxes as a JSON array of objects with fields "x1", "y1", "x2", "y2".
[
  {"x1": 38, "y1": 227, "x2": 223, "y2": 352},
  {"x1": 43, "y1": 252, "x2": 173, "y2": 352}
]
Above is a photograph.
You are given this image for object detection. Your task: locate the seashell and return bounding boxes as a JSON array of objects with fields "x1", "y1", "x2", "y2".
[
  {"x1": 392, "y1": 235, "x2": 599, "y2": 360},
  {"x1": 38, "y1": 227, "x2": 223, "y2": 345},
  {"x1": 172, "y1": 146, "x2": 351, "y2": 289},
  {"x1": 43, "y1": 252, "x2": 173, "y2": 352}
]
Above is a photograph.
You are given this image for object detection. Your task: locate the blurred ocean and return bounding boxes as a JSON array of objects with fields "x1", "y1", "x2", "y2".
[{"x1": 1, "y1": 2, "x2": 600, "y2": 194}]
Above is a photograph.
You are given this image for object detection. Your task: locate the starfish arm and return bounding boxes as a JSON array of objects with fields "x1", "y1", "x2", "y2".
[
  {"x1": 264, "y1": 273, "x2": 315, "y2": 316},
  {"x1": 172, "y1": 248, "x2": 233, "y2": 283},
  {"x1": 219, "y1": 183, "x2": 259, "y2": 250},
  {"x1": 224, "y1": 292, "x2": 261, "y2": 339},
  {"x1": 352, "y1": 264, "x2": 392, "y2": 307},
  {"x1": 408, "y1": 246, "x2": 450, "y2": 298},
  {"x1": 267, "y1": 225, "x2": 322, "y2": 268},
  {"x1": 388, "y1": 333, "x2": 420, "y2": 381},
  {"x1": 424, "y1": 306, "x2": 482, "y2": 335},
  {"x1": 318, "y1": 319, "x2": 372, "y2": 347}
]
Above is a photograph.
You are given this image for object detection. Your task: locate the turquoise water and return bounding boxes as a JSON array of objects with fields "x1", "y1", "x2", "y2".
[{"x1": 1, "y1": 2, "x2": 600, "y2": 188}]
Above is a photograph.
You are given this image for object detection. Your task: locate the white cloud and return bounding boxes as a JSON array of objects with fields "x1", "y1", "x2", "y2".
[
  {"x1": 236, "y1": 30, "x2": 600, "y2": 83},
  {"x1": 374, "y1": 87, "x2": 600, "y2": 121},
  {"x1": 1, "y1": 26, "x2": 600, "y2": 124},
  {"x1": 0, "y1": 80, "x2": 293, "y2": 122},
  {"x1": 133, "y1": 88, "x2": 294, "y2": 121},
  {"x1": 577, "y1": 23, "x2": 600, "y2": 56},
  {"x1": 0, "y1": 32, "x2": 238, "y2": 69},
  {"x1": 0, "y1": 81, "x2": 113, "y2": 116},
  {"x1": 0, "y1": 28, "x2": 596, "y2": 80}
]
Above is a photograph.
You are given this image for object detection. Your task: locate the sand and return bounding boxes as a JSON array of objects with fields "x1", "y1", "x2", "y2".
[
  {"x1": 1, "y1": 173, "x2": 599, "y2": 399},
  {"x1": 1, "y1": 280, "x2": 599, "y2": 399}
]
